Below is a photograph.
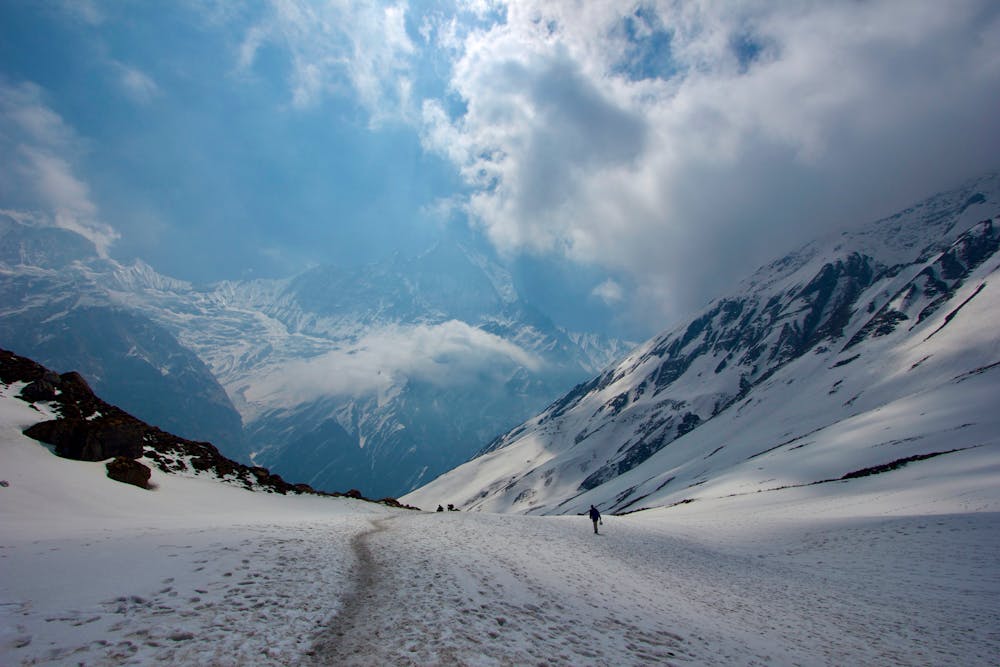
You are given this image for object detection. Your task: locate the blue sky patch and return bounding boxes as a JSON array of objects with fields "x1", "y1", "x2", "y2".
[{"x1": 612, "y1": 6, "x2": 680, "y2": 82}]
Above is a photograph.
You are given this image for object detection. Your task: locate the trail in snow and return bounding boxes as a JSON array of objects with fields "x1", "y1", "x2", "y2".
[
  {"x1": 309, "y1": 517, "x2": 393, "y2": 664},
  {"x1": 309, "y1": 513, "x2": 689, "y2": 666},
  {"x1": 305, "y1": 510, "x2": 999, "y2": 667}
]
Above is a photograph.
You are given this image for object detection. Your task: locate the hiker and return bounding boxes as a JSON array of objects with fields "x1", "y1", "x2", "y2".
[{"x1": 589, "y1": 505, "x2": 602, "y2": 534}]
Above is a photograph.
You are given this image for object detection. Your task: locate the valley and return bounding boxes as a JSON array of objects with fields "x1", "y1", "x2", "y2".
[
  {"x1": 0, "y1": 226, "x2": 625, "y2": 498},
  {"x1": 2, "y1": 418, "x2": 996, "y2": 666}
]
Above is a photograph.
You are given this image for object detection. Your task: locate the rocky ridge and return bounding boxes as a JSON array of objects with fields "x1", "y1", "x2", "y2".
[{"x1": 1, "y1": 348, "x2": 414, "y2": 507}]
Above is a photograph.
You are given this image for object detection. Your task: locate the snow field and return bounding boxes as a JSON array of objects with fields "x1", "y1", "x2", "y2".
[
  {"x1": 2, "y1": 519, "x2": 370, "y2": 666},
  {"x1": 1, "y1": 385, "x2": 391, "y2": 666},
  {"x1": 629, "y1": 494, "x2": 1000, "y2": 666},
  {"x1": 309, "y1": 511, "x2": 691, "y2": 666},
  {"x1": 3, "y1": 381, "x2": 999, "y2": 666},
  {"x1": 309, "y1": 495, "x2": 1000, "y2": 666}
]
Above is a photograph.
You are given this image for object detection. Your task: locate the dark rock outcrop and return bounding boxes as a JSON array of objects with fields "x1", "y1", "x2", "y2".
[
  {"x1": 18, "y1": 371, "x2": 61, "y2": 402},
  {"x1": 2, "y1": 348, "x2": 303, "y2": 492},
  {"x1": 106, "y1": 456, "x2": 152, "y2": 489},
  {"x1": 25, "y1": 418, "x2": 145, "y2": 461}
]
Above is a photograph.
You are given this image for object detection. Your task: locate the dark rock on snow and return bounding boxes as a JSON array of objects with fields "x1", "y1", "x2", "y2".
[
  {"x1": 1, "y1": 347, "x2": 420, "y2": 508},
  {"x1": 25, "y1": 417, "x2": 145, "y2": 461},
  {"x1": 106, "y1": 456, "x2": 152, "y2": 489}
]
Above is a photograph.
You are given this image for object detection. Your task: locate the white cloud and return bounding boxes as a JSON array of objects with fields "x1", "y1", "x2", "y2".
[
  {"x1": 113, "y1": 61, "x2": 161, "y2": 104},
  {"x1": 0, "y1": 81, "x2": 75, "y2": 146},
  {"x1": 244, "y1": 320, "x2": 541, "y2": 406},
  {"x1": 236, "y1": 0, "x2": 416, "y2": 122},
  {"x1": 420, "y1": 0, "x2": 1000, "y2": 327},
  {"x1": 0, "y1": 80, "x2": 119, "y2": 256},
  {"x1": 591, "y1": 279, "x2": 624, "y2": 306}
]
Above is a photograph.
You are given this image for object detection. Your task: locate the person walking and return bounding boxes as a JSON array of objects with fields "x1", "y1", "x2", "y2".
[{"x1": 589, "y1": 505, "x2": 602, "y2": 534}]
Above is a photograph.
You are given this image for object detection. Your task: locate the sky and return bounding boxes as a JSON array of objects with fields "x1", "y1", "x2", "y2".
[{"x1": 1, "y1": 0, "x2": 999, "y2": 339}]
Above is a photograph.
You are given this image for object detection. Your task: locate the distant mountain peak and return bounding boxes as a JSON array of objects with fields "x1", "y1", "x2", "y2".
[
  {"x1": 111, "y1": 258, "x2": 193, "y2": 293},
  {"x1": 1, "y1": 221, "x2": 628, "y2": 498},
  {"x1": 0, "y1": 210, "x2": 100, "y2": 270}
]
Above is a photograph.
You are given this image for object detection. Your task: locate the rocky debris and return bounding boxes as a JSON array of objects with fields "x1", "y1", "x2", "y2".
[
  {"x1": 836, "y1": 449, "x2": 966, "y2": 480},
  {"x1": 106, "y1": 456, "x2": 152, "y2": 489},
  {"x1": 1, "y1": 347, "x2": 300, "y2": 492},
  {"x1": 378, "y1": 497, "x2": 421, "y2": 511},
  {"x1": 1, "y1": 348, "x2": 421, "y2": 508}
]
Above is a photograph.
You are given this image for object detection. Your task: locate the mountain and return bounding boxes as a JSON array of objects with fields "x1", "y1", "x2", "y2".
[
  {"x1": 0, "y1": 217, "x2": 246, "y2": 459},
  {"x1": 0, "y1": 218, "x2": 624, "y2": 497},
  {"x1": 402, "y1": 174, "x2": 1000, "y2": 514},
  {"x1": 147, "y1": 241, "x2": 616, "y2": 498}
]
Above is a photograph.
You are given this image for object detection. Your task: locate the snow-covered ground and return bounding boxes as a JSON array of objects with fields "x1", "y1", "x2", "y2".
[
  {"x1": 2, "y1": 385, "x2": 999, "y2": 666},
  {"x1": 0, "y1": 388, "x2": 391, "y2": 665},
  {"x1": 314, "y1": 501, "x2": 1000, "y2": 666}
]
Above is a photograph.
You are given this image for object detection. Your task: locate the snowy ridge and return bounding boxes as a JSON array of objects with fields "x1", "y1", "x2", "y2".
[
  {"x1": 403, "y1": 175, "x2": 1000, "y2": 516},
  {"x1": 458, "y1": 242, "x2": 519, "y2": 305},
  {"x1": 741, "y1": 173, "x2": 1000, "y2": 293},
  {"x1": 566, "y1": 330, "x2": 636, "y2": 374},
  {"x1": 0, "y1": 261, "x2": 247, "y2": 457},
  {"x1": 110, "y1": 260, "x2": 193, "y2": 293}
]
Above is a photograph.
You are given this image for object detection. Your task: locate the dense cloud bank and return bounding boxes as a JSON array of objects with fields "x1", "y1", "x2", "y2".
[
  {"x1": 415, "y1": 1, "x2": 1000, "y2": 324},
  {"x1": 3, "y1": 1, "x2": 998, "y2": 332}
]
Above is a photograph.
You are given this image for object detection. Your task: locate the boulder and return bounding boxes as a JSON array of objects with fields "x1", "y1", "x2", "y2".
[
  {"x1": 24, "y1": 418, "x2": 145, "y2": 461},
  {"x1": 106, "y1": 456, "x2": 152, "y2": 489}
]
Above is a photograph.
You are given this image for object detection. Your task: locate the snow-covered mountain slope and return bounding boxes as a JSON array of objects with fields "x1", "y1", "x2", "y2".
[
  {"x1": 403, "y1": 174, "x2": 1000, "y2": 515},
  {"x1": 3, "y1": 372, "x2": 998, "y2": 666},
  {"x1": 0, "y1": 217, "x2": 623, "y2": 497}
]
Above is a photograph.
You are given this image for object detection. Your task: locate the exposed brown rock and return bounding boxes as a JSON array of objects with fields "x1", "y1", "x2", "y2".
[
  {"x1": 18, "y1": 372, "x2": 60, "y2": 402},
  {"x1": 24, "y1": 418, "x2": 145, "y2": 461},
  {"x1": 106, "y1": 456, "x2": 152, "y2": 489}
]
